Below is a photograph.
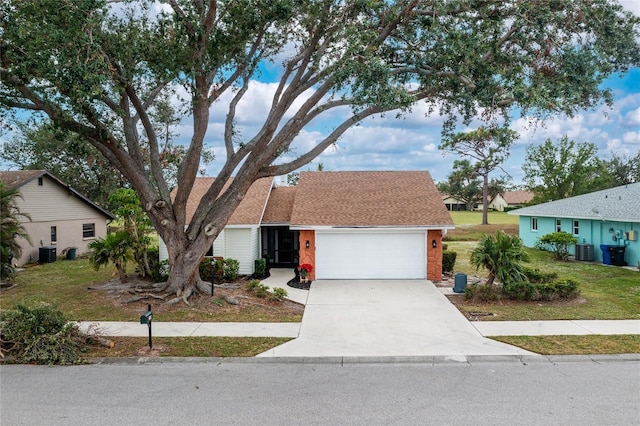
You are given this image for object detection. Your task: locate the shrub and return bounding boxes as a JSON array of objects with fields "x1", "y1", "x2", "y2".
[
  {"x1": 0, "y1": 303, "x2": 86, "y2": 365},
  {"x1": 223, "y1": 258, "x2": 240, "y2": 280},
  {"x1": 536, "y1": 231, "x2": 578, "y2": 261},
  {"x1": 442, "y1": 250, "x2": 457, "y2": 274},
  {"x1": 254, "y1": 283, "x2": 269, "y2": 298},
  {"x1": 502, "y1": 281, "x2": 538, "y2": 301},
  {"x1": 502, "y1": 279, "x2": 580, "y2": 301},
  {"x1": 199, "y1": 257, "x2": 215, "y2": 281},
  {"x1": 521, "y1": 266, "x2": 558, "y2": 284},
  {"x1": 540, "y1": 279, "x2": 580, "y2": 301},
  {"x1": 147, "y1": 247, "x2": 169, "y2": 282},
  {"x1": 470, "y1": 230, "x2": 529, "y2": 286},
  {"x1": 254, "y1": 258, "x2": 266, "y2": 278},
  {"x1": 269, "y1": 287, "x2": 288, "y2": 301},
  {"x1": 465, "y1": 283, "x2": 501, "y2": 303},
  {"x1": 246, "y1": 279, "x2": 261, "y2": 290}
]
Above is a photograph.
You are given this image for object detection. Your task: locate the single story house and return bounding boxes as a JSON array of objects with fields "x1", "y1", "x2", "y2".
[
  {"x1": 441, "y1": 193, "x2": 476, "y2": 211},
  {"x1": 509, "y1": 183, "x2": 640, "y2": 267},
  {"x1": 0, "y1": 170, "x2": 115, "y2": 266},
  {"x1": 160, "y1": 171, "x2": 455, "y2": 281}
]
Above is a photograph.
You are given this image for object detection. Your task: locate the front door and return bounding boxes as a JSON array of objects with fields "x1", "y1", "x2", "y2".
[{"x1": 262, "y1": 227, "x2": 299, "y2": 268}]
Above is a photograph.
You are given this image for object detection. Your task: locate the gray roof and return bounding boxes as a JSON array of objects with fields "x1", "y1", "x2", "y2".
[{"x1": 509, "y1": 183, "x2": 640, "y2": 223}]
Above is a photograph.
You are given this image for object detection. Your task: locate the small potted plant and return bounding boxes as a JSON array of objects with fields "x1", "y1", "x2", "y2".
[{"x1": 298, "y1": 263, "x2": 313, "y2": 283}]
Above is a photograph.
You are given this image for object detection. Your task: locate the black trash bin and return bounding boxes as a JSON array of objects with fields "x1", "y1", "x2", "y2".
[{"x1": 607, "y1": 246, "x2": 627, "y2": 266}]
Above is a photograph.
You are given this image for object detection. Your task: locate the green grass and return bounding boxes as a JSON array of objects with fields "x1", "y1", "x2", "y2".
[
  {"x1": 87, "y1": 336, "x2": 292, "y2": 358},
  {"x1": 492, "y1": 335, "x2": 640, "y2": 355},
  {"x1": 1, "y1": 259, "x2": 123, "y2": 320},
  {"x1": 448, "y1": 211, "x2": 520, "y2": 226},
  {"x1": 1, "y1": 259, "x2": 303, "y2": 322},
  {"x1": 447, "y1": 242, "x2": 640, "y2": 320}
]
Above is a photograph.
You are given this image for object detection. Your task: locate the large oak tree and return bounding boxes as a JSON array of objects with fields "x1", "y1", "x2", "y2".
[{"x1": 1, "y1": 0, "x2": 639, "y2": 301}]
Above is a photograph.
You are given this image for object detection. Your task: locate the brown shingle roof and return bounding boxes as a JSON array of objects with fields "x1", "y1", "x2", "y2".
[
  {"x1": 181, "y1": 177, "x2": 273, "y2": 224},
  {"x1": 262, "y1": 186, "x2": 297, "y2": 224},
  {"x1": 0, "y1": 170, "x2": 45, "y2": 190},
  {"x1": 503, "y1": 190, "x2": 533, "y2": 205},
  {"x1": 290, "y1": 171, "x2": 454, "y2": 227}
]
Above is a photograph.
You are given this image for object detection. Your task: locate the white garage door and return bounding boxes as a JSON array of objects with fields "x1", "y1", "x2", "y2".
[{"x1": 315, "y1": 231, "x2": 426, "y2": 279}]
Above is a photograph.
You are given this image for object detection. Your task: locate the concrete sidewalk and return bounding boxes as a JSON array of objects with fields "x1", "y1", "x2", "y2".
[{"x1": 77, "y1": 319, "x2": 640, "y2": 338}]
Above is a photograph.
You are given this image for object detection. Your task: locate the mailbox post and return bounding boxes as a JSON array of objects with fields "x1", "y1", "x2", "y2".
[{"x1": 139, "y1": 304, "x2": 153, "y2": 349}]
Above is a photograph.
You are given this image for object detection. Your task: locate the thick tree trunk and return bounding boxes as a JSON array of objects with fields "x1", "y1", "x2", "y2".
[{"x1": 161, "y1": 236, "x2": 214, "y2": 303}]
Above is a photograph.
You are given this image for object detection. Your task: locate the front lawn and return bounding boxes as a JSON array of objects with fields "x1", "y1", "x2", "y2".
[{"x1": 0, "y1": 258, "x2": 303, "y2": 323}]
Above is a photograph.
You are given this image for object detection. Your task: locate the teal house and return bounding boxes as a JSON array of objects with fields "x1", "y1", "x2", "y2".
[{"x1": 509, "y1": 183, "x2": 640, "y2": 268}]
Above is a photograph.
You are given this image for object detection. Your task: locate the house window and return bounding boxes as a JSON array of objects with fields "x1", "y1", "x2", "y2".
[
  {"x1": 38, "y1": 177, "x2": 43, "y2": 186},
  {"x1": 83, "y1": 223, "x2": 96, "y2": 239},
  {"x1": 573, "y1": 220, "x2": 579, "y2": 235},
  {"x1": 556, "y1": 219, "x2": 562, "y2": 233},
  {"x1": 531, "y1": 217, "x2": 538, "y2": 231},
  {"x1": 51, "y1": 226, "x2": 57, "y2": 244}
]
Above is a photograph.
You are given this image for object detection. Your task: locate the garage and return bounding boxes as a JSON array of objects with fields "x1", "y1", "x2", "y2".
[{"x1": 315, "y1": 230, "x2": 427, "y2": 279}]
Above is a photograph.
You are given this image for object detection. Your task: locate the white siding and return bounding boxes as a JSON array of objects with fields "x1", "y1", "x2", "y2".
[
  {"x1": 212, "y1": 229, "x2": 226, "y2": 257},
  {"x1": 15, "y1": 176, "x2": 101, "y2": 222},
  {"x1": 158, "y1": 226, "x2": 259, "y2": 276},
  {"x1": 224, "y1": 228, "x2": 256, "y2": 275}
]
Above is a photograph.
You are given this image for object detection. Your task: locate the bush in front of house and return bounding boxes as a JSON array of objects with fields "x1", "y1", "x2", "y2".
[
  {"x1": 464, "y1": 283, "x2": 501, "y2": 303},
  {"x1": 521, "y1": 266, "x2": 558, "y2": 283},
  {"x1": 254, "y1": 258, "x2": 267, "y2": 278},
  {"x1": 223, "y1": 258, "x2": 240, "y2": 280},
  {"x1": 535, "y1": 231, "x2": 578, "y2": 261},
  {"x1": 442, "y1": 250, "x2": 457, "y2": 274},
  {"x1": 502, "y1": 278, "x2": 580, "y2": 301}
]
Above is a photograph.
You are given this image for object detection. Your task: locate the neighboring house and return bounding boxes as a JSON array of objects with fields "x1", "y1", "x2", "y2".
[
  {"x1": 509, "y1": 183, "x2": 640, "y2": 267},
  {"x1": 441, "y1": 193, "x2": 475, "y2": 211},
  {"x1": 488, "y1": 190, "x2": 534, "y2": 212},
  {"x1": 0, "y1": 170, "x2": 115, "y2": 266},
  {"x1": 160, "y1": 171, "x2": 454, "y2": 281}
]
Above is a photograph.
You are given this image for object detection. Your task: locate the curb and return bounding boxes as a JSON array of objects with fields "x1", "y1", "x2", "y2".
[{"x1": 87, "y1": 353, "x2": 640, "y2": 366}]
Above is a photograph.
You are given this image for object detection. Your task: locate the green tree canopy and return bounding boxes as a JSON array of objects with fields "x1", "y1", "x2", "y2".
[
  {"x1": 2, "y1": 0, "x2": 638, "y2": 300},
  {"x1": 523, "y1": 136, "x2": 609, "y2": 203}
]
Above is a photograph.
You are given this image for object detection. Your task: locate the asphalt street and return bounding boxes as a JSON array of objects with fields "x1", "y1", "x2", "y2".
[{"x1": 1, "y1": 358, "x2": 639, "y2": 425}]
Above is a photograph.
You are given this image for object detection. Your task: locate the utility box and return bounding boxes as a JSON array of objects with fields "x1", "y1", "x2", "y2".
[
  {"x1": 575, "y1": 244, "x2": 594, "y2": 261},
  {"x1": 628, "y1": 230, "x2": 637, "y2": 241},
  {"x1": 453, "y1": 273, "x2": 468, "y2": 293},
  {"x1": 39, "y1": 247, "x2": 57, "y2": 263}
]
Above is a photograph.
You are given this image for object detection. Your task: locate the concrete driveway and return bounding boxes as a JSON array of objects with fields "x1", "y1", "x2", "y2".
[{"x1": 258, "y1": 280, "x2": 533, "y2": 358}]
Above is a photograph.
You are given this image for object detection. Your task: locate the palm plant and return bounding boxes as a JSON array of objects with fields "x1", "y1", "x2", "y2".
[
  {"x1": 470, "y1": 230, "x2": 529, "y2": 286},
  {"x1": 88, "y1": 231, "x2": 133, "y2": 283},
  {"x1": 0, "y1": 182, "x2": 31, "y2": 282}
]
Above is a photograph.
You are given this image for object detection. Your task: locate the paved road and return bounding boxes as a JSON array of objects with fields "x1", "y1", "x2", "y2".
[{"x1": 2, "y1": 358, "x2": 639, "y2": 425}]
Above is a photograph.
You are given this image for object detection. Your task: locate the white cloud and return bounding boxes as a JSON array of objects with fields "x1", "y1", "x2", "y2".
[
  {"x1": 623, "y1": 107, "x2": 640, "y2": 126},
  {"x1": 622, "y1": 131, "x2": 640, "y2": 144}
]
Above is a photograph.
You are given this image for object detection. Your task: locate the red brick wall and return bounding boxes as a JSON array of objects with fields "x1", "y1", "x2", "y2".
[
  {"x1": 427, "y1": 230, "x2": 443, "y2": 282},
  {"x1": 298, "y1": 230, "x2": 316, "y2": 280}
]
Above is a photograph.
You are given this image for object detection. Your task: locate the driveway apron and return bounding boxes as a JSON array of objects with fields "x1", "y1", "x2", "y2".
[{"x1": 258, "y1": 280, "x2": 533, "y2": 357}]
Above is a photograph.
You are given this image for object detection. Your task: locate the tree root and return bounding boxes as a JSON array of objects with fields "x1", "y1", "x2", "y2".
[{"x1": 124, "y1": 294, "x2": 166, "y2": 304}]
